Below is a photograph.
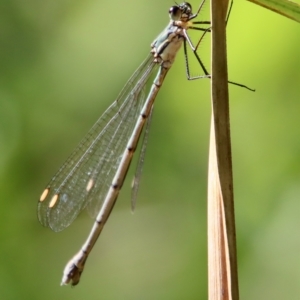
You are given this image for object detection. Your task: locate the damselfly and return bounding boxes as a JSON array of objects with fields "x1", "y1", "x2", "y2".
[{"x1": 38, "y1": 0, "x2": 243, "y2": 286}]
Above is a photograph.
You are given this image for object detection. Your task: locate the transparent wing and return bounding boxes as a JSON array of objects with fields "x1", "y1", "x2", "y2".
[
  {"x1": 38, "y1": 54, "x2": 157, "y2": 232},
  {"x1": 131, "y1": 104, "x2": 154, "y2": 211}
]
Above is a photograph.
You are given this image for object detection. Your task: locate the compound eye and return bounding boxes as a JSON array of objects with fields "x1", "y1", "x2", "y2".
[
  {"x1": 185, "y1": 2, "x2": 192, "y2": 13},
  {"x1": 169, "y1": 5, "x2": 181, "y2": 21}
]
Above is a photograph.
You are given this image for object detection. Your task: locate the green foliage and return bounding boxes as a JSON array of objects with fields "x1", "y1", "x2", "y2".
[{"x1": 247, "y1": 0, "x2": 300, "y2": 22}]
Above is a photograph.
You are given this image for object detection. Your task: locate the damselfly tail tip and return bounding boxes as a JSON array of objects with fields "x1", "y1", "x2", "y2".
[{"x1": 61, "y1": 264, "x2": 80, "y2": 287}]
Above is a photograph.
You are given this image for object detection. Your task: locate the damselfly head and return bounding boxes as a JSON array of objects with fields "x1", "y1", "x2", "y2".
[{"x1": 169, "y1": 2, "x2": 192, "y2": 21}]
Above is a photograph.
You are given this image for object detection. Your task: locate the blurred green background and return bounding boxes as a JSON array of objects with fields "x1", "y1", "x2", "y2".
[{"x1": 0, "y1": 0, "x2": 299, "y2": 299}]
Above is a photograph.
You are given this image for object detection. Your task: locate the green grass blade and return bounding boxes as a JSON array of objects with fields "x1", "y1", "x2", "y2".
[{"x1": 247, "y1": 0, "x2": 300, "y2": 22}]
